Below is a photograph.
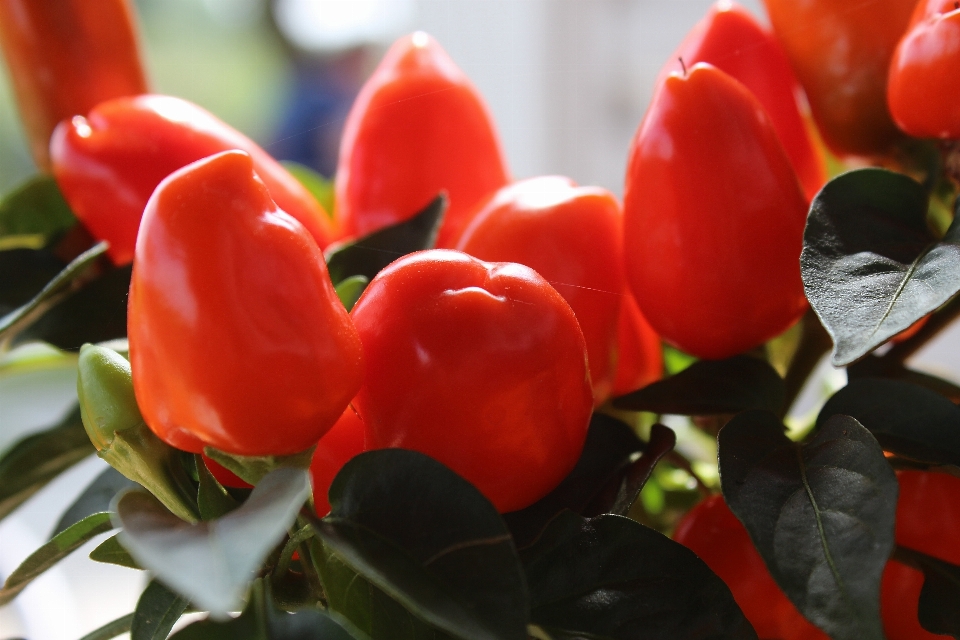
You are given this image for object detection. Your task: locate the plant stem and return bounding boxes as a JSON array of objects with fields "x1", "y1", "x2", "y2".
[{"x1": 782, "y1": 308, "x2": 832, "y2": 417}]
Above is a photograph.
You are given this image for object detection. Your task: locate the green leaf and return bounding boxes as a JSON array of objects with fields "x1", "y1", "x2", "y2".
[
  {"x1": 0, "y1": 405, "x2": 94, "y2": 521},
  {"x1": 113, "y1": 468, "x2": 311, "y2": 616},
  {"x1": 848, "y1": 355, "x2": 960, "y2": 403},
  {"x1": 612, "y1": 355, "x2": 784, "y2": 415},
  {"x1": 718, "y1": 412, "x2": 898, "y2": 640},
  {"x1": 334, "y1": 275, "x2": 368, "y2": 312},
  {"x1": 132, "y1": 579, "x2": 191, "y2": 640},
  {"x1": 196, "y1": 454, "x2": 240, "y2": 520},
  {"x1": 89, "y1": 534, "x2": 142, "y2": 570},
  {"x1": 894, "y1": 546, "x2": 960, "y2": 638},
  {"x1": 503, "y1": 413, "x2": 644, "y2": 549},
  {"x1": 170, "y1": 579, "x2": 367, "y2": 640},
  {"x1": 0, "y1": 248, "x2": 67, "y2": 315},
  {"x1": 78, "y1": 613, "x2": 135, "y2": 640},
  {"x1": 53, "y1": 467, "x2": 137, "y2": 536},
  {"x1": 281, "y1": 161, "x2": 335, "y2": 217},
  {"x1": 9, "y1": 263, "x2": 131, "y2": 351},
  {"x1": 0, "y1": 175, "x2": 77, "y2": 240},
  {"x1": 520, "y1": 511, "x2": 757, "y2": 640},
  {"x1": 0, "y1": 512, "x2": 114, "y2": 605},
  {"x1": 818, "y1": 378, "x2": 960, "y2": 468},
  {"x1": 608, "y1": 423, "x2": 675, "y2": 516},
  {"x1": 310, "y1": 449, "x2": 529, "y2": 640},
  {"x1": 800, "y1": 168, "x2": 960, "y2": 366},
  {"x1": 324, "y1": 194, "x2": 447, "y2": 284}
]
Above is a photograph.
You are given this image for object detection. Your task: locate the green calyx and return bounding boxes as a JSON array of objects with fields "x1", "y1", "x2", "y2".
[
  {"x1": 204, "y1": 445, "x2": 317, "y2": 486},
  {"x1": 77, "y1": 343, "x2": 199, "y2": 523}
]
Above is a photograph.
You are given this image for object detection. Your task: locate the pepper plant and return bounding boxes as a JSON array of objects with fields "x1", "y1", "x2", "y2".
[{"x1": 2, "y1": 1, "x2": 960, "y2": 639}]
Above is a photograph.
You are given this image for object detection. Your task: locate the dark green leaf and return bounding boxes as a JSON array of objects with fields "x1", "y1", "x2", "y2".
[
  {"x1": 170, "y1": 579, "x2": 366, "y2": 640},
  {"x1": 818, "y1": 377, "x2": 960, "y2": 468},
  {"x1": 612, "y1": 355, "x2": 784, "y2": 415},
  {"x1": 719, "y1": 412, "x2": 898, "y2": 640},
  {"x1": 311, "y1": 448, "x2": 528, "y2": 640},
  {"x1": 0, "y1": 248, "x2": 67, "y2": 315},
  {"x1": 78, "y1": 613, "x2": 135, "y2": 640},
  {"x1": 196, "y1": 455, "x2": 239, "y2": 520},
  {"x1": 848, "y1": 355, "x2": 960, "y2": 403},
  {"x1": 800, "y1": 168, "x2": 960, "y2": 365},
  {"x1": 90, "y1": 534, "x2": 142, "y2": 570},
  {"x1": 0, "y1": 175, "x2": 76, "y2": 240},
  {"x1": 113, "y1": 468, "x2": 311, "y2": 615},
  {"x1": 894, "y1": 546, "x2": 960, "y2": 638},
  {"x1": 53, "y1": 467, "x2": 137, "y2": 536},
  {"x1": 0, "y1": 405, "x2": 94, "y2": 521},
  {"x1": 608, "y1": 423, "x2": 675, "y2": 516},
  {"x1": 10, "y1": 263, "x2": 131, "y2": 350},
  {"x1": 132, "y1": 579, "x2": 190, "y2": 640},
  {"x1": 521, "y1": 511, "x2": 757, "y2": 640},
  {"x1": 0, "y1": 512, "x2": 114, "y2": 605},
  {"x1": 281, "y1": 161, "x2": 335, "y2": 217},
  {"x1": 503, "y1": 413, "x2": 644, "y2": 548},
  {"x1": 334, "y1": 275, "x2": 368, "y2": 312},
  {"x1": 324, "y1": 194, "x2": 447, "y2": 284}
]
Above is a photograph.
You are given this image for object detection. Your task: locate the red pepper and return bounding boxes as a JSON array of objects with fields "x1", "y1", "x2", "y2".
[
  {"x1": 887, "y1": 2, "x2": 960, "y2": 140},
  {"x1": 610, "y1": 292, "x2": 663, "y2": 398},
  {"x1": 623, "y1": 63, "x2": 808, "y2": 360},
  {"x1": 310, "y1": 406, "x2": 365, "y2": 516},
  {"x1": 456, "y1": 176, "x2": 656, "y2": 405},
  {"x1": 661, "y1": 1, "x2": 826, "y2": 201},
  {"x1": 51, "y1": 95, "x2": 334, "y2": 266},
  {"x1": 350, "y1": 249, "x2": 593, "y2": 513},
  {"x1": 128, "y1": 150, "x2": 363, "y2": 457},
  {"x1": 0, "y1": 0, "x2": 148, "y2": 170},
  {"x1": 762, "y1": 0, "x2": 916, "y2": 159},
  {"x1": 335, "y1": 32, "x2": 510, "y2": 248}
]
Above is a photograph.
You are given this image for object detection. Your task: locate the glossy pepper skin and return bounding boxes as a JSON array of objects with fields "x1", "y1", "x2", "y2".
[
  {"x1": 610, "y1": 292, "x2": 663, "y2": 397},
  {"x1": 888, "y1": 2, "x2": 960, "y2": 139},
  {"x1": 51, "y1": 95, "x2": 334, "y2": 265},
  {"x1": 128, "y1": 150, "x2": 363, "y2": 457},
  {"x1": 350, "y1": 249, "x2": 593, "y2": 513},
  {"x1": 762, "y1": 0, "x2": 916, "y2": 159},
  {"x1": 0, "y1": 0, "x2": 147, "y2": 169},
  {"x1": 661, "y1": 1, "x2": 826, "y2": 201},
  {"x1": 623, "y1": 63, "x2": 808, "y2": 360},
  {"x1": 674, "y1": 496, "x2": 828, "y2": 640},
  {"x1": 310, "y1": 406, "x2": 365, "y2": 515},
  {"x1": 335, "y1": 32, "x2": 510, "y2": 248},
  {"x1": 456, "y1": 176, "x2": 650, "y2": 405}
]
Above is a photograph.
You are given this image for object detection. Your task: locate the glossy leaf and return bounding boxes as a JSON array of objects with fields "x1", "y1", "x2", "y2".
[
  {"x1": 0, "y1": 512, "x2": 114, "y2": 605},
  {"x1": 503, "y1": 413, "x2": 644, "y2": 548},
  {"x1": 170, "y1": 580, "x2": 366, "y2": 640},
  {"x1": 612, "y1": 355, "x2": 784, "y2": 415},
  {"x1": 719, "y1": 412, "x2": 898, "y2": 640},
  {"x1": 608, "y1": 423, "x2": 675, "y2": 516},
  {"x1": 521, "y1": 510, "x2": 757, "y2": 640},
  {"x1": 0, "y1": 175, "x2": 76, "y2": 241},
  {"x1": 10, "y1": 263, "x2": 131, "y2": 350},
  {"x1": 89, "y1": 534, "x2": 141, "y2": 570},
  {"x1": 132, "y1": 579, "x2": 190, "y2": 640},
  {"x1": 800, "y1": 168, "x2": 960, "y2": 365},
  {"x1": 0, "y1": 248, "x2": 66, "y2": 315},
  {"x1": 334, "y1": 275, "x2": 368, "y2": 312},
  {"x1": 53, "y1": 467, "x2": 137, "y2": 536},
  {"x1": 818, "y1": 378, "x2": 960, "y2": 468},
  {"x1": 114, "y1": 468, "x2": 311, "y2": 616},
  {"x1": 0, "y1": 405, "x2": 94, "y2": 521},
  {"x1": 311, "y1": 448, "x2": 529, "y2": 640},
  {"x1": 324, "y1": 193, "x2": 447, "y2": 284},
  {"x1": 895, "y1": 546, "x2": 960, "y2": 638}
]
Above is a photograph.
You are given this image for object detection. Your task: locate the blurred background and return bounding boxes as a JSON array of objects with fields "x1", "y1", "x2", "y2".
[{"x1": 2, "y1": 1, "x2": 958, "y2": 639}]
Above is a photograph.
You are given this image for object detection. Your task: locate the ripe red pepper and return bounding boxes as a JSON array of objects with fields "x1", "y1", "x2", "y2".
[
  {"x1": 610, "y1": 292, "x2": 663, "y2": 397},
  {"x1": 51, "y1": 95, "x2": 334, "y2": 266},
  {"x1": 128, "y1": 150, "x2": 363, "y2": 457},
  {"x1": 350, "y1": 249, "x2": 593, "y2": 513},
  {"x1": 0, "y1": 0, "x2": 148, "y2": 170},
  {"x1": 623, "y1": 63, "x2": 808, "y2": 360},
  {"x1": 762, "y1": 0, "x2": 916, "y2": 159},
  {"x1": 335, "y1": 32, "x2": 510, "y2": 248},
  {"x1": 887, "y1": 2, "x2": 960, "y2": 140},
  {"x1": 310, "y1": 406, "x2": 365, "y2": 515},
  {"x1": 456, "y1": 176, "x2": 656, "y2": 405},
  {"x1": 661, "y1": 1, "x2": 826, "y2": 202}
]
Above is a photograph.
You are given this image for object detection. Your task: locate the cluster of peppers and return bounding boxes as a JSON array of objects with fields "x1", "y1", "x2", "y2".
[{"x1": 3, "y1": 0, "x2": 960, "y2": 637}]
